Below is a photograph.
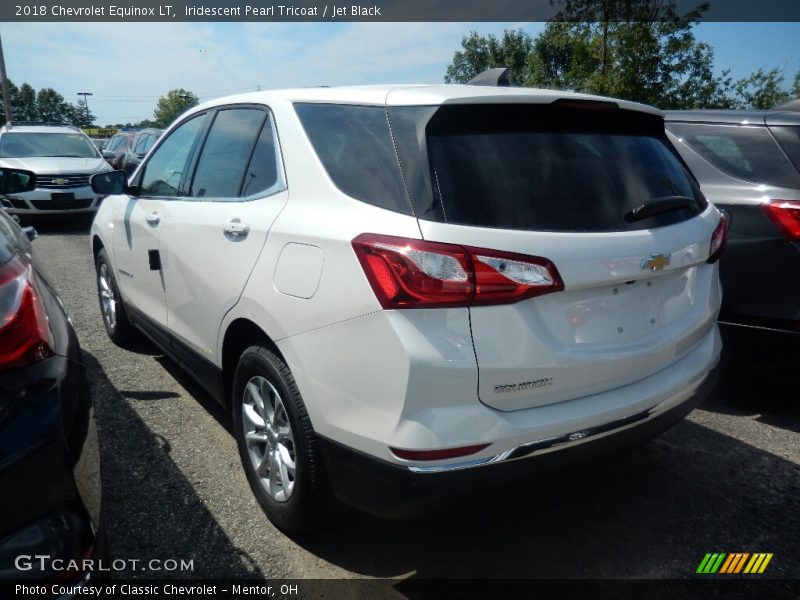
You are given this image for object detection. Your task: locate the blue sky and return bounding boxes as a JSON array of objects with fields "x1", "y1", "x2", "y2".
[{"x1": 0, "y1": 21, "x2": 797, "y2": 125}]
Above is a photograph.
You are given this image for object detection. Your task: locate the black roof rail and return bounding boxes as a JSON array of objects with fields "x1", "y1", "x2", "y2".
[{"x1": 467, "y1": 68, "x2": 511, "y2": 87}]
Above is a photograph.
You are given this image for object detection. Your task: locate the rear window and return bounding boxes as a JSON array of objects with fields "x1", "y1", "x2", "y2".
[
  {"x1": 667, "y1": 122, "x2": 800, "y2": 189},
  {"x1": 294, "y1": 104, "x2": 412, "y2": 215},
  {"x1": 399, "y1": 104, "x2": 704, "y2": 232}
]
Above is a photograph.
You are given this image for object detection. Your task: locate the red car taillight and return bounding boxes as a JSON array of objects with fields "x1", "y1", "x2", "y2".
[
  {"x1": 352, "y1": 234, "x2": 564, "y2": 309},
  {"x1": 706, "y1": 215, "x2": 728, "y2": 264},
  {"x1": 0, "y1": 254, "x2": 55, "y2": 375},
  {"x1": 761, "y1": 200, "x2": 800, "y2": 242}
]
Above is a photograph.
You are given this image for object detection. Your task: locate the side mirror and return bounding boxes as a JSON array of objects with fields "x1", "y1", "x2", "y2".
[
  {"x1": 91, "y1": 170, "x2": 127, "y2": 195},
  {"x1": 0, "y1": 168, "x2": 36, "y2": 195},
  {"x1": 102, "y1": 150, "x2": 115, "y2": 160}
]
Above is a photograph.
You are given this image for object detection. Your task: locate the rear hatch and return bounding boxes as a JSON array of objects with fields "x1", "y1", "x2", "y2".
[{"x1": 389, "y1": 100, "x2": 723, "y2": 411}]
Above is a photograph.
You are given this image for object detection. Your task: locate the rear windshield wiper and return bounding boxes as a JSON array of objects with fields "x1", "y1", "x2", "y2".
[{"x1": 624, "y1": 196, "x2": 697, "y2": 223}]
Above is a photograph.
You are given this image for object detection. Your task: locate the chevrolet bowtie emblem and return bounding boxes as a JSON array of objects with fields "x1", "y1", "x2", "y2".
[
  {"x1": 53, "y1": 178, "x2": 68, "y2": 185},
  {"x1": 641, "y1": 253, "x2": 671, "y2": 272}
]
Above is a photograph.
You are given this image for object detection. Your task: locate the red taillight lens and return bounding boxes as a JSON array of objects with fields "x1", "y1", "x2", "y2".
[
  {"x1": 707, "y1": 215, "x2": 728, "y2": 264},
  {"x1": 0, "y1": 254, "x2": 55, "y2": 374},
  {"x1": 469, "y1": 249, "x2": 564, "y2": 306},
  {"x1": 352, "y1": 234, "x2": 564, "y2": 309},
  {"x1": 761, "y1": 200, "x2": 800, "y2": 242},
  {"x1": 390, "y1": 443, "x2": 490, "y2": 461}
]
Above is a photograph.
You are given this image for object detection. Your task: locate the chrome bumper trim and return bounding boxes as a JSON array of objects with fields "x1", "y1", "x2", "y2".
[{"x1": 407, "y1": 406, "x2": 655, "y2": 474}]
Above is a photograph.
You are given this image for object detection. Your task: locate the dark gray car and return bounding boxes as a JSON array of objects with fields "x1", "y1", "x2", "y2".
[
  {"x1": 122, "y1": 128, "x2": 163, "y2": 176},
  {"x1": 665, "y1": 110, "x2": 800, "y2": 367}
]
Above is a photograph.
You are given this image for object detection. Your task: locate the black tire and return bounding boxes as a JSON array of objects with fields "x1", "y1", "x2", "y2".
[
  {"x1": 95, "y1": 248, "x2": 137, "y2": 346},
  {"x1": 232, "y1": 346, "x2": 323, "y2": 534}
]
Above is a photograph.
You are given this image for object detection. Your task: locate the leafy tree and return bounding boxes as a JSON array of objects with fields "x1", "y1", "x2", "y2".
[
  {"x1": 730, "y1": 68, "x2": 792, "y2": 109},
  {"x1": 536, "y1": 0, "x2": 729, "y2": 108},
  {"x1": 444, "y1": 1, "x2": 743, "y2": 109},
  {"x1": 444, "y1": 30, "x2": 534, "y2": 86},
  {"x1": 0, "y1": 78, "x2": 18, "y2": 125},
  {"x1": 35, "y1": 88, "x2": 76, "y2": 123},
  {"x1": 14, "y1": 83, "x2": 37, "y2": 122},
  {"x1": 153, "y1": 89, "x2": 198, "y2": 128},
  {"x1": 73, "y1": 96, "x2": 96, "y2": 128}
]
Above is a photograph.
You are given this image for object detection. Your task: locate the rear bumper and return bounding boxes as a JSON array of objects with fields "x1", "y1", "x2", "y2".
[{"x1": 319, "y1": 367, "x2": 719, "y2": 518}]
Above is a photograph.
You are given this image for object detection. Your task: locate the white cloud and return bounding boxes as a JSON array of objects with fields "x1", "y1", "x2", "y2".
[{"x1": 0, "y1": 21, "x2": 538, "y2": 124}]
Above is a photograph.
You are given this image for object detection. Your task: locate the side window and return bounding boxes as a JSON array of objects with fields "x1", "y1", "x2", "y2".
[
  {"x1": 143, "y1": 134, "x2": 157, "y2": 153},
  {"x1": 190, "y1": 108, "x2": 265, "y2": 199},
  {"x1": 133, "y1": 135, "x2": 147, "y2": 154},
  {"x1": 667, "y1": 122, "x2": 800, "y2": 188},
  {"x1": 241, "y1": 114, "x2": 284, "y2": 197},
  {"x1": 140, "y1": 115, "x2": 207, "y2": 197},
  {"x1": 294, "y1": 103, "x2": 411, "y2": 214}
]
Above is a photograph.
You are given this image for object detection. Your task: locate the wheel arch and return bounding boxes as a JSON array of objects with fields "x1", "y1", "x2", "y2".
[{"x1": 221, "y1": 318, "x2": 286, "y2": 409}]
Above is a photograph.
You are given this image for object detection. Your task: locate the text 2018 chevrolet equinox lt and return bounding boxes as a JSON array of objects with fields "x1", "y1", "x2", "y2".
[{"x1": 89, "y1": 83, "x2": 725, "y2": 533}]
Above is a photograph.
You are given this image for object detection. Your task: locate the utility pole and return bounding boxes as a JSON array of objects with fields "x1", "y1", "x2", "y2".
[
  {"x1": 77, "y1": 91, "x2": 93, "y2": 127},
  {"x1": 0, "y1": 35, "x2": 12, "y2": 124}
]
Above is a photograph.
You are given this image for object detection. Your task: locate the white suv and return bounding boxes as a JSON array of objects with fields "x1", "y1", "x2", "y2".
[
  {"x1": 0, "y1": 123, "x2": 112, "y2": 216},
  {"x1": 89, "y1": 83, "x2": 725, "y2": 532}
]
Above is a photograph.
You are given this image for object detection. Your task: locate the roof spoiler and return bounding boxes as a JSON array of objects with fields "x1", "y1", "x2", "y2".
[{"x1": 467, "y1": 68, "x2": 511, "y2": 87}]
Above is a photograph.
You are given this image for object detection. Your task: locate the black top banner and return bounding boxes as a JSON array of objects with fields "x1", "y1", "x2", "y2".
[{"x1": 3, "y1": 0, "x2": 800, "y2": 22}]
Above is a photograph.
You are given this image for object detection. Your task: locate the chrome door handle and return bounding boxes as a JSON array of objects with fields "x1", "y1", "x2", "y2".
[
  {"x1": 145, "y1": 213, "x2": 161, "y2": 226},
  {"x1": 222, "y1": 220, "x2": 250, "y2": 237}
]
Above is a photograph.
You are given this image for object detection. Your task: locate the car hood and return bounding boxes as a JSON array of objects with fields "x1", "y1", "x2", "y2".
[{"x1": 0, "y1": 156, "x2": 112, "y2": 174}]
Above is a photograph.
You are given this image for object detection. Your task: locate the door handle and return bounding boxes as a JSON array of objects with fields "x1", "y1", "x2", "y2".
[
  {"x1": 145, "y1": 212, "x2": 161, "y2": 226},
  {"x1": 222, "y1": 220, "x2": 250, "y2": 237}
]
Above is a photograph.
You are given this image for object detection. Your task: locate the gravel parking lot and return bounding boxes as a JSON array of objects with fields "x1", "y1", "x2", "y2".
[{"x1": 29, "y1": 220, "x2": 800, "y2": 587}]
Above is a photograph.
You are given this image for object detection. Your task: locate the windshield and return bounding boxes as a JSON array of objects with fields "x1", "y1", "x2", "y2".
[{"x1": 0, "y1": 132, "x2": 99, "y2": 159}]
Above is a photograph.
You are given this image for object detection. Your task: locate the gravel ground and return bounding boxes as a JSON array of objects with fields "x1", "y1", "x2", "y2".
[{"x1": 29, "y1": 219, "x2": 800, "y2": 587}]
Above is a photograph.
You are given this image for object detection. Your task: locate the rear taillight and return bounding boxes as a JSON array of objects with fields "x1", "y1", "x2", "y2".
[
  {"x1": 0, "y1": 254, "x2": 55, "y2": 374},
  {"x1": 761, "y1": 200, "x2": 800, "y2": 242},
  {"x1": 352, "y1": 234, "x2": 564, "y2": 309},
  {"x1": 707, "y1": 215, "x2": 728, "y2": 264},
  {"x1": 390, "y1": 443, "x2": 490, "y2": 461}
]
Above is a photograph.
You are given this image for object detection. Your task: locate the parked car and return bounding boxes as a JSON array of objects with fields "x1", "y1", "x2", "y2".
[
  {"x1": 90, "y1": 138, "x2": 107, "y2": 151},
  {"x1": 665, "y1": 110, "x2": 800, "y2": 367},
  {"x1": 100, "y1": 132, "x2": 135, "y2": 170},
  {"x1": 122, "y1": 128, "x2": 163, "y2": 176},
  {"x1": 90, "y1": 80, "x2": 724, "y2": 533},
  {"x1": 0, "y1": 123, "x2": 113, "y2": 216},
  {"x1": 0, "y1": 168, "x2": 104, "y2": 584}
]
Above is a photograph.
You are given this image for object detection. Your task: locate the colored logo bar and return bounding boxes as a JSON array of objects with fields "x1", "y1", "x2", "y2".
[{"x1": 696, "y1": 553, "x2": 773, "y2": 574}]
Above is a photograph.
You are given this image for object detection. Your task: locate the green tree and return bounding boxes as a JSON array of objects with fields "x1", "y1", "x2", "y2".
[
  {"x1": 35, "y1": 88, "x2": 75, "y2": 123},
  {"x1": 153, "y1": 89, "x2": 198, "y2": 128},
  {"x1": 537, "y1": 0, "x2": 729, "y2": 108},
  {"x1": 730, "y1": 68, "x2": 792, "y2": 109},
  {"x1": 14, "y1": 83, "x2": 37, "y2": 122},
  {"x1": 444, "y1": 1, "x2": 738, "y2": 109},
  {"x1": 0, "y1": 78, "x2": 19, "y2": 125},
  {"x1": 444, "y1": 30, "x2": 534, "y2": 86}
]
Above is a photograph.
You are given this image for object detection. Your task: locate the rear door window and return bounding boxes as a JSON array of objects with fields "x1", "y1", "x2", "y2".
[
  {"x1": 189, "y1": 108, "x2": 265, "y2": 199},
  {"x1": 667, "y1": 122, "x2": 800, "y2": 188}
]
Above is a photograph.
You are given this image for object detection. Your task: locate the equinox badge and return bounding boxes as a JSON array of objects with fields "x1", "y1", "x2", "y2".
[{"x1": 641, "y1": 253, "x2": 671, "y2": 272}]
